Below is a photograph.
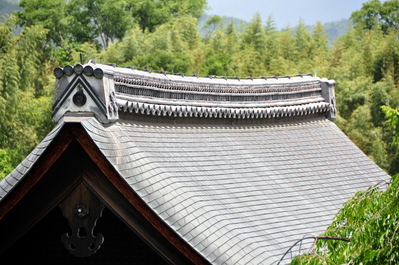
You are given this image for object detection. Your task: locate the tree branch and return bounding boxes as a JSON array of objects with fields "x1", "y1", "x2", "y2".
[{"x1": 316, "y1": 236, "x2": 351, "y2": 242}]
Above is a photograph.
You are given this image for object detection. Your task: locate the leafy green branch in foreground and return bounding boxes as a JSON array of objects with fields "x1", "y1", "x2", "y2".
[{"x1": 291, "y1": 176, "x2": 398, "y2": 265}]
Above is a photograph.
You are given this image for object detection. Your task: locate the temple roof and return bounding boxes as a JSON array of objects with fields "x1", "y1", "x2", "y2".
[{"x1": 0, "y1": 63, "x2": 389, "y2": 264}]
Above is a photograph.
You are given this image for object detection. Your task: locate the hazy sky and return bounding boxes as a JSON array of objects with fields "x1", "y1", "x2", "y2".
[{"x1": 206, "y1": 0, "x2": 368, "y2": 28}]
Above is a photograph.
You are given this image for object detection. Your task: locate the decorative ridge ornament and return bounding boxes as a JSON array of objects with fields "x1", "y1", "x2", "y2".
[
  {"x1": 53, "y1": 64, "x2": 104, "y2": 80},
  {"x1": 52, "y1": 62, "x2": 116, "y2": 123}
]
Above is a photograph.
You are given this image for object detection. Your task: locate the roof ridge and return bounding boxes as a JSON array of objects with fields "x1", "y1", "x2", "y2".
[
  {"x1": 97, "y1": 61, "x2": 316, "y2": 81},
  {"x1": 52, "y1": 63, "x2": 336, "y2": 123}
]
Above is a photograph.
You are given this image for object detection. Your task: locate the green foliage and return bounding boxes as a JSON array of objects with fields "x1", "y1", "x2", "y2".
[
  {"x1": 201, "y1": 51, "x2": 233, "y2": 76},
  {"x1": 16, "y1": 0, "x2": 68, "y2": 46},
  {"x1": 134, "y1": 50, "x2": 192, "y2": 73},
  {"x1": 0, "y1": 148, "x2": 20, "y2": 177},
  {"x1": 241, "y1": 12, "x2": 266, "y2": 53},
  {"x1": 294, "y1": 19, "x2": 313, "y2": 62},
  {"x1": 371, "y1": 80, "x2": 392, "y2": 127},
  {"x1": 0, "y1": 22, "x2": 13, "y2": 55},
  {"x1": 351, "y1": 0, "x2": 399, "y2": 34},
  {"x1": 127, "y1": 0, "x2": 207, "y2": 33},
  {"x1": 202, "y1": 14, "x2": 223, "y2": 40},
  {"x1": 67, "y1": 0, "x2": 134, "y2": 48},
  {"x1": 15, "y1": 0, "x2": 207, "y2": 50},
  {"x1": 372, "y1": 30, "x2": 399, "y2": 83},
  {"x1": 0, "y1": 22, "x2": 55, "y2": 180},
  {"x1": 382, "y1": 106, "x2": 399, "y2": 146},
  {"x1": 336, "y1": 77, "x2": 370, "y2": 120},
  {"x1": 292, "y1": 174, "x2": 399, "y2": 265}
]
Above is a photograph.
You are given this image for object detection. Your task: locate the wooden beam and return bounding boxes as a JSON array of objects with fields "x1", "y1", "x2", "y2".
[
  {"x1": 0, "y1": 124, "x2": 75, "y2": 220},
  {"x1": 0, "y1": 140, "x2": 84, "y2": 254}
]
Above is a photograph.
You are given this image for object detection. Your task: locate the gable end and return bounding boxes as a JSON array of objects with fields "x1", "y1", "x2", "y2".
[{"x1": 0, "y1": 123, "x2": 209, "y2": 265}]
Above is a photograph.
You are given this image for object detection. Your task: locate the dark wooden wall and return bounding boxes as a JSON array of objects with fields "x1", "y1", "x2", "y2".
[{"x1": 2, "y1": 206, "x2": 169, "y2": 265}]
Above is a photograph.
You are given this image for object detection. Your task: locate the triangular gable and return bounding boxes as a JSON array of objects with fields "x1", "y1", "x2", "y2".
[
  {"x1": 53, "y1": 75, "x2": 107, "y2": 118},
  {"x1": 0, "y1": 120, "x2": 208, "y2": 265},
  {"x1": 52, "y1": 64, "x2": 119, "y2": 123}
]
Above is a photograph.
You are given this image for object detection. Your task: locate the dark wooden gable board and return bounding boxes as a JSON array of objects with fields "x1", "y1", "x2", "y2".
[{"x1": 0, "y1": 122, "x2": 209, "y2": 265}]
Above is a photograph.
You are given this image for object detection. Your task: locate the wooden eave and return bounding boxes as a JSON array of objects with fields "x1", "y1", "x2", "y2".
[{"x1": 0, "y1": 122, "x2": 209, "y2": 265}]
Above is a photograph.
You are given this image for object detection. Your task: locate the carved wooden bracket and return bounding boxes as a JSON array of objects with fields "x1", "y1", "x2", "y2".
[{"x1": 59, "y1": 183, "x2": 105, "y2": 257}]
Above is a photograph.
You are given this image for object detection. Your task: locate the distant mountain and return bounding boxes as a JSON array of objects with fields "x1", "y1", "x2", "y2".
[
  {"x1": 322, "y1": 19, "x2": 352, "y2": 43},
  {"x1": 0, "y1": 0, "x2": 21, "y2": 22},
  {"x1": 199, "y1": 13, "x2": 351, "y2": 44}
]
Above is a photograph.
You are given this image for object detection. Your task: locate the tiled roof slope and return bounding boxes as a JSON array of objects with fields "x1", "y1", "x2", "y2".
[{"x1": 81, "y1": 116, "x2": 386, "y2": 264}]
